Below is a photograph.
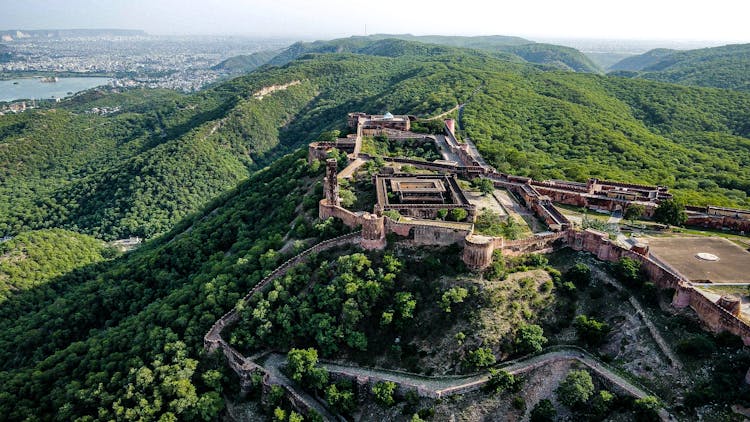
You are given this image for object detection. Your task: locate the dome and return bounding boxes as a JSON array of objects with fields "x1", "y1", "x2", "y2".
[{"x1": 383, "y1": 112, "x2": 394, "y2": 120}]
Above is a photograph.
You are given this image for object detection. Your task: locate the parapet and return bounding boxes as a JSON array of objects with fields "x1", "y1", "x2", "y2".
[{"x1": 717, "y1": 295, "x2": 742, "y2": 317}]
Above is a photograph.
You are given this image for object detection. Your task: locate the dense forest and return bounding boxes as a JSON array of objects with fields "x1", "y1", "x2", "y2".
[
  {"x1": 0, "y1": 151, "x2": 340, "y2": 420},
  {"x1": 0, "y1": 229, "x2": 110, "y2": 303},
  {"x1": 3, "y1": 39, "x2": 750, "y2": 243},
  {"x1": 610, "y1": 43, "x2": 750, "y2": 91},
  {"x1": 1, "y1": 36, "x2": 750, "y2": 420},
  {"x1": 264, "y1": 34, "x2": 601, "y2": 73}
]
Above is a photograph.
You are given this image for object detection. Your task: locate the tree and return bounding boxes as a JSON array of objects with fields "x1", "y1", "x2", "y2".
[
  {"x1": 436, "y1": 209, "x2": 448, "y2": 220},
  {"x1": 450, "y1": 208, "x2": 468, "y2": 222},
  {"x1": 556, "y1": 370, "x2": 594, "y2": 408},
  {"x1": 573, "y1": 315, "x2": 612, "y2": 346},
  {"x1": 472, "y1": 178, "x2": 494, "y2": 195},
  {"x1": 286, "y1": 348, "x2": 328, "y2": 390},
  {"x1": 530, "y1": 399, "x2": 556, "y2": 422},
  {"x1": 566, "y1": 263, "x2": 591, "y2": 287},
  {"x1": 372, "y1": 381, "x2": 397, "y2": 406},
  {"x1": 383, "y1": 210, "x2": 401, "y2": 221},
  {"x1": 466, "y1": 347, "x2": 496, "y2": 369},
  {"x1": 317, "y1": 130, "x2": 341, "y2": 142},
  {"x1": 653, "y1": 199, "x2": 687, "y2": 226},
  {"x1": 634, "y1": 396, "x2": 662, "y2": 421},
  {"x1": 514, "y1": 324, "x2": 547, "y2": 354},
  {"x1": 440, "y1": 286, "x2": 468, "y2": 313},
  {"x1": 614, "y1": 257, "x2": 642, "y2": 286},
  {"x1": 485, "y1": 369, "x2": 516, "y2": 394},
  {"x1": 273, "y1": 407, "x2": 286, "y2": 422},
  {"x1": 624, "y1": 204, "x2": 645, "y2": 222},
  {"x1": 395, "y1": 291, "x2": 416, "y2": 319},
  {"x1": 325, "y1": 383, "x2": 355, "y2": 414},
  {"x1": 338, "y1": 189, "x2": 356, "y2": 208},
  {"x1": 591, "y1": 390, "x2": 614, "y2": 418}
]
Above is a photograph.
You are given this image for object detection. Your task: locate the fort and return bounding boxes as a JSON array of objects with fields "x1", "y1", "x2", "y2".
[
  {"x1": 206, "y1": 109, "x2": 750, "y2": 418},
  {"x1": 308, "y1": 111, "x2": 750, "y2": 346}
]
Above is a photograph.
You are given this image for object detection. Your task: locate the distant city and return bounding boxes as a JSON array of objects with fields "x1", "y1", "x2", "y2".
[
  {"x1": 0, "y1": 30, "x2": 293, "y2": 93},
  {"x1": 0, "y1": 29, "x2": 735, "y2": 100}
]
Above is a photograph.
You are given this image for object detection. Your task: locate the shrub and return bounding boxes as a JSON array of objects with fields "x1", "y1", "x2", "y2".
[
  {"x1": 556, "y1": 370, "x2": 594, "y2": 408},
  {"x1": 484, "y1": 369, "x2": 516, "y2": 394},
  {"x1": 514, "y1": 324, "x2": 548, "y2": 354},
  {"x1": 573, "y1": 315, "x2": 612, "y2": 346},
  {"x1": 591, "y1": 390, "x2": 614, "y2": 418},
  {"x1": 372, "y1": 381, "x2": 397, "y2": 406},
  {"x1": 634, "y1": 396, "x2": 662, "y2": 421},
  {"x1": 440, "y1": 286, "x2": 468, "y2": 313},
  {"x1": 530, "y1": 399, "x2": 556, "y2": 422},
  {"x1": 566, "y1": 263, "x2": 591, "y2": 287},
  {"x1": 675, "y1": 334, "x2": 717, "y2": 358},
  {"x1": 614, "y1": 257, "x2": 642, "y2": 286},
  {"x1": 466, "y1": 347, "x2": 496, "y2": 369},
  {"x1": 450, "y1": 208, "x2": 468, "y2": 222}
]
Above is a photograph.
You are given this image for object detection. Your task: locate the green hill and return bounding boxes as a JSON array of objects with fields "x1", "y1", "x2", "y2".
[
  {"x1": 0, "y1": 48, "x2": 476, "y2": 240},
  {"x1": 608, "y1": 48, "x2": 676, "y2": 71},
  {"x1": 1, "y1": 39, "x2": 750, "y2": 421},
  {"x1": 0, "y1": 151, "x2": 335, "y2": 421},
  {"x1": 2, "y1": 39, "x2": 750, "y2": 244},
  {"x1": 0, "y1": 229, "x2": 110, "y2": 303},
  {"x1": 211, "y1": 49, "x2": 281, "y2": 74},
  {"x1": 609, "y1": 44, "x2": 750, "y2": 91},
  {"x1": 267, "y1": 35, "x2": 601, "y2": 73}
]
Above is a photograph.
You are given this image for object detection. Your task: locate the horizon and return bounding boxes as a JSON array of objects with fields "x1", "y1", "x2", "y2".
[{"x1": 2, "y1": 0, "x2": 749, "y2": 43}]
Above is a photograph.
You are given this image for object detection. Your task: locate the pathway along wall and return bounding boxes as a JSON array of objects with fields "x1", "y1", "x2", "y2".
[{"x1": 204, "y1": 232, "x2": 363, "y2": 405}]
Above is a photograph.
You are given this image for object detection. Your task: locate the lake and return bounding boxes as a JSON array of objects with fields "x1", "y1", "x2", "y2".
[{"x1": 0, "y1": 77, "x2": 112, "y2": 102}]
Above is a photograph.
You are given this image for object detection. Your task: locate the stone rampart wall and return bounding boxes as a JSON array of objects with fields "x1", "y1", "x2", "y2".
[{"x1": 500, "y1": 231, "x2": 571, "y2": 256}]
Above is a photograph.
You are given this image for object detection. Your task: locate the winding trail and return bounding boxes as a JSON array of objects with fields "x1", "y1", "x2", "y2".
[{"x1": 261, "y1": 346, "x2": 674, "y2": 420}]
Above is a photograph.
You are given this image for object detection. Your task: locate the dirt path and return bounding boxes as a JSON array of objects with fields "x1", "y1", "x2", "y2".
[{"x1": 425, "y1": 104, "x2": 461, "y2": 121}]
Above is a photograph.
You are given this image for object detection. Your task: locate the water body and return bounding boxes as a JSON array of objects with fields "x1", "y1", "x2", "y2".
[{"x1": 0, "y1": 77, "x2": 112, "y2": 102}]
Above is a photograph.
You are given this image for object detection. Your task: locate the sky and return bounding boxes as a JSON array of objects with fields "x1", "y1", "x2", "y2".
[{"x1": 1, "y1": 0, "x2": 749, "y2": 42}]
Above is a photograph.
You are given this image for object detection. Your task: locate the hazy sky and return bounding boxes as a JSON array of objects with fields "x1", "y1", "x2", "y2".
[{"x1": 2, "y1": 0, "x2": 749, "y2": 42}]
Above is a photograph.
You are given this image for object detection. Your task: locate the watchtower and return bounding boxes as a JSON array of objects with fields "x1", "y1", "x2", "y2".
[{"x1": 325, "y1": 159, "x2": 340, "y2": 207}]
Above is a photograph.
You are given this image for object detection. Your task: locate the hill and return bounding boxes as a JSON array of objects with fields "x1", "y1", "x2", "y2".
[
  {"x1": 211, "y1": 49, "x2": 281, "y2": 74},
  {"x1": 0, "y1": 46, "x2": 480, "y2": 240},
  {"x1": 0, "y1": 229, "x2": 110, "y2": 303},
  {"x1": 2, "y1": 38, "x2": 750, "y2": 243},
  {"x1": 0, "y1": 151, "x2": 336, "y2": 420},
  {"x1": 1, "y1": 40, "x2": 750, "y2": 421},
  {"x1": 608, "y1": 48, "x2": 676, "y2": 71},
  {"x1": 267, "y1": 35, "x2": 601, "y2": 73},
  {"x1": 609, "y1": 43, "x2": 750, "y2": 91}
]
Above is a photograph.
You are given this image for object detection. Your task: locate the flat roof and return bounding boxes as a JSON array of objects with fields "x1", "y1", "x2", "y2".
[{"x1": 390, "y1": 179, "x2": 446, "y2": 193}]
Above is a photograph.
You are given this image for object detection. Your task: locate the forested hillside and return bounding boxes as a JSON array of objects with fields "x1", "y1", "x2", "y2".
[
  {"x1": 610, "y1": 43, "x2": 750, "y2": 91},
  {"x1": 266, "y1": 35, "x2": 601, "y2": 73},
  {"x1": 1, "y1": 37, "x2": 750, "y2": 421},
  {"x1": 607, "y1": 48, "x2": 676, "y2": 71},
  {"x1": 464, "y1": 72, "x2": 750, "y2": 207},
  {"x1": 0, "y1": 229, "x2": 110, "y2": 303},
  {"x1": 2, "y1": 38, "x2": 750, "y2": 243},
  {"x1": 0, "y1": 151, "x2": 341, "y2": 420},
  {"x1": 211, "y1": 49, "x2": 281, "y2": 74},
  {"x1": 0, "y1": 44, "x2": 475, "y2": 240}
]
